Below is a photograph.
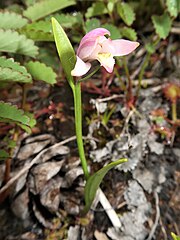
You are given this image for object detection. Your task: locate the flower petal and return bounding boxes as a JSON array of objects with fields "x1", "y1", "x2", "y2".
[
  {"x1": 79, "y1": 28, "x2": 110, "y2": 48},
  {"x1": 77, "y1": 28, "x2": 110, "y2": 56},
  {"x1": 71, "y1": 56, "x2": 91, "y2": 77},
  {"x1": 97, "y1": 53, "x2": 115, "y2": 73},
  {"x1": 111, "y1": 39, "x2": 139, "y2": 56},
  {"x1": 77, "y1": 39, "x2": 100, "y2": 60}
]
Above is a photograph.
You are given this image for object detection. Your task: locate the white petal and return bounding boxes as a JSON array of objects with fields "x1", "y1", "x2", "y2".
[
  {"x1": 71, "y1": 56, "x2": 91, "y2": 77},
  {"x1": 97, "y1": 53, "x2": 115, "y2": 73}
]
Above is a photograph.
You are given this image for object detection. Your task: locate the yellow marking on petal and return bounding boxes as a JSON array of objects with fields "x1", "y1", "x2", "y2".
[
  {"x1": 98, "y1": 53, "x2": 112, "y2": 59},
  {"x1": 97, "y1": 53, "x2": 115, "y2": 73},
  {"x1": 98, "y1": 53, "x2": 112, "y2": 65}
]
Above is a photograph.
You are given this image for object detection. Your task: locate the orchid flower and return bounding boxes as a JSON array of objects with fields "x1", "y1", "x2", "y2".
[{"x1": 71, "y1": 28, "x2": 139, "y2": 77}]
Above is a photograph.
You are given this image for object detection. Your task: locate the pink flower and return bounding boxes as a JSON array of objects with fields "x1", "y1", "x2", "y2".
[{"x1": 71, "y1": 28, "x2": 139, "y2": 77}]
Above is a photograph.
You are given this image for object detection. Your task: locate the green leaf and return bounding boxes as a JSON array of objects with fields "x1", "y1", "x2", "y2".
[
  {"x1": 85, "y1": 18, "x2": 100, "y2": 33},
  {"x1": 0, "y1": 150, "x2": 9, "y2": 161},
  {"x1": 0, "y1": 57, "x2": 29, "y2": 75},
  {"x1": 0, "y1": 67, "x2": 31, "y2": 84},
  {"x1": 21, "y1": 12, "x2": 83, "y2": 41},
  {"x1": 20, "y1": 20, "x2": 53, "y2": 41},
  {"x1": 0, "y1": 57, "x2": 32, "y2": 83},
  {"x1": 84, "y1": 158, "x2": 127, "y2": 213},
  {"x1": 107, "y1": 0, "x2": 116, "y2": 13},
  {"x1": 20, "y1": 28, "x2": 54, "y2": 41},
  {"x1": 102, "y1": 23, "x2": 122, "y2": 39},
  {"x1": 46, "y1": 13, "x2": 83, "y2": 29},
  {"x1": 120, "y1": 27, "x2": 137, "y2": 41},
  {"x1": 0, "y1": 29, "x2": 38, "y2": 57},
  {"x1": 16, "y1": 112, "x2": 36, "y2": 133},
  {"x1": 51, "y1": 17, "x2": 76, "y2": 89},
  {"x1": 23, "y1": 0, "x2": 76, "y2": 21},
  {"x1": 85, "y1": 2, "x2": 108, "y2": 18},
  {"x1": 0, "y1": 102, "x2": 36, "y2": 130},
  {"x1": 23, "y1": 20, "x2": 52, "y2": 33},
  {"x1": 22, "y1": 0, "x2": 36, "y2": 7},
  {"x1": 152, "y1": 13, "x2": 172, "y2": 39},
  {"x1": 0, "y1": 11, "x2": 28, "y2": 30},
  {"x1": 171, "y1": 232, "x2": 180, "y2": 240},
  {"x1": 38, "y1": 47, "x2": 59, "y2": 71},
  {"x1": 166, "y1": 0, "x2": 179, "y2": 17},
  {"x1": 25, "y1": 61, "x2": 57, "y2": 85},
  {"x1": 145, "y1": 43, "x2": 156, "y2": 54},
  {"x1": 117, "y1": 2, "x2": 135, "y2": 26}
]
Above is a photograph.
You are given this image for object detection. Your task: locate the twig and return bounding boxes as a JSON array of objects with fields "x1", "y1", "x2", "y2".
[
  {"x1": 147, "y1": 191, "x2": 160, "y2": 240},
  {"x1": 171, "y1": 27, "x2": 180, "y2": 34},
  {"x1": 95, "y1": 94, "x2": 123, "y2": 103},
  {"x1": 159, "y1": 217, "x2": 168, "y2": 240},
  {"x1": 92, "y1": 188, "x2": 122, "y2": 228},
  {"x1": 120, "y1": 109, "x2": 135, "y2": 136}
]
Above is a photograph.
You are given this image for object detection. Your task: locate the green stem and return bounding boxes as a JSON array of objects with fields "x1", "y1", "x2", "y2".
[
  {"x1": 136, "y1": 37, "x2": 160, "y2": 98},
  {"x1": 123, "y1": 58, "x2": 132, "y2": 102},
  {"x1": 114, "y1": 68, "x2": 127, "y2": 91},
  {"x1": 172, "y1": 101, "x2": 177, "y2": 122},
  {"x1": 73, "y1": 82, "x2": 90, "y2": 180},
  {"x1": 136, "y1": 52, "x2": 151, "y2": 98},
  {"x1": 78, "y1": 66, "x2": 100, "y2": 83}
]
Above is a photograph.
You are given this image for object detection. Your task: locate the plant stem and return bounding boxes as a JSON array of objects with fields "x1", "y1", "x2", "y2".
[
  {"x1": 78, "y1": 66, "x2": 100, "y2": 83},
  {"x1": 22, "y1": 84, "x2": 27, "y2": 110},
  {"x1": 136, "y1": 52, "x2": 151, "y2": 98},
  {"x1": 114, "y1": 68, "x2": 127, "y2": 91},
  {"x1": 73, "y1": 82, "x2": 90, "y2": 180},
  {"x1": 123, "y1": 57, "x2": 132, "y2": 102},
  {"x1": 172, "y1": 101, "x2": 177, "y2": 122},
  {"x1": 136, "y1": 37, "x2": 160, "y2": 98}
]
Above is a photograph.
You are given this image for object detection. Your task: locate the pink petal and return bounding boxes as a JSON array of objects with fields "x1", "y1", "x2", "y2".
[
  {"x1": 78, "y1": 36, "x2": 107, "y2": 61},
  {"x1": 79, "y1": 28, "x2": 110, "y2": 47},
  {"x1": 71, "y1": 56, "x2": 91, "y2": 77},
  {"x1": 77, "y1": 28, "x2": 110, "y2": 55},
  {"x1": 100, "y1": 38, "x2": 115, "y2": 54},
  {"x1": 111, "y1": 40, "x2": 139, "y2": 56},
  {"x1": 77, "y1": 40, "x2": 99, "y2": 60}
]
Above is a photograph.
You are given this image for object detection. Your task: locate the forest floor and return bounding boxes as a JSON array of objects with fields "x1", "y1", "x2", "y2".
[{"x1": 0, "y1": 36, "x2": 179, "y2": 240}]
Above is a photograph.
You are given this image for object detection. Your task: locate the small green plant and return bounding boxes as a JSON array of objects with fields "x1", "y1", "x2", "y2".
[{"x1": 52, "y1": 18, "x2": 139, "y2": 213}]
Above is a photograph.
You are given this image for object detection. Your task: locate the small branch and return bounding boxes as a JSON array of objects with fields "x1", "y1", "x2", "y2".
[
  {"x1": 94, "y1": 94, "x2": 124, "y2": 103},
  {"x1": 159, "y1": 217, "x2": 168, "y2": 240},
  {"x1": 147, "y1": 191, "x2": 160, "y2": 240},
  {"x1": 92, "y1": 188, "x2": 122, "y2": 228}
]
